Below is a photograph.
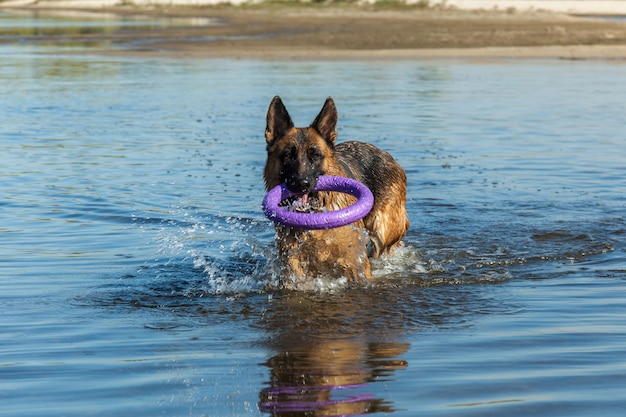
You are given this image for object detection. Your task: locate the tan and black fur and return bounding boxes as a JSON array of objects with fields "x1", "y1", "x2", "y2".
[{"x1": 264, "y1": 96, "x2": 409, "y2": 287}]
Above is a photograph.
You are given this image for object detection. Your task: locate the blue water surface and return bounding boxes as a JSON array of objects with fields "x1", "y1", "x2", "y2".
[{"x1": 1, "y1": 17, "x2": 626, "y2": 417}]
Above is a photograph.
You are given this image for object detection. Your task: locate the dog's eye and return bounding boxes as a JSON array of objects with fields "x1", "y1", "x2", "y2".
[
  {"x1": 281, "y1": 147, "x2": 297, "y2": 162},
  {"x1": 308, "y1": 148, "x2": 323, "y2": 162}
]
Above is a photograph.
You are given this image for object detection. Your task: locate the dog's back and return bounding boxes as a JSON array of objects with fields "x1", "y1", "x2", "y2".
[{"x1": 335, "y1": 141, "x2": 409, "y2": 258}]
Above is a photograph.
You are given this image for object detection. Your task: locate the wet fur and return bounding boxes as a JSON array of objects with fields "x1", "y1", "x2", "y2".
[{"x1": 264, "y1": 96, "x2": 409, "y2": 287}]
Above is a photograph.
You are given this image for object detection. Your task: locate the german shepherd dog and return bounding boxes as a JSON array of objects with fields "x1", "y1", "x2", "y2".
[{"x1": 264, "y1": 96, "x2": 409, "y2": 288}]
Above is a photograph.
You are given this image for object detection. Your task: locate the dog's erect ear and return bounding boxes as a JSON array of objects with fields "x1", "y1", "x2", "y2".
[
  {"x1": 265, "y1": 96, "x2": 294, "y2": 145},
  {"x1": 310, "y1": 97, "x2": 338, "y2": 145}
]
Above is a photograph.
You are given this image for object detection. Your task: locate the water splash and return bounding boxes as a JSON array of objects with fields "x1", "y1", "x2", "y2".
[
  {"x1": 153, "y1": 207, "x2": 278, "y2": 295},
  {"x1": 139, "y1": 201, "x2": 619, "y2": 299}
]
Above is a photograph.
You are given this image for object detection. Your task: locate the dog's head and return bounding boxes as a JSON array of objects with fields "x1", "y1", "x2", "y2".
[{"x1": 264, "y1": 96, "x2": 338, "y2": 194}]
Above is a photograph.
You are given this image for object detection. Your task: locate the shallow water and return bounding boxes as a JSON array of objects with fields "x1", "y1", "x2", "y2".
[{"x1": 2, "y1": 13, "x2": 626, "y2": 417}]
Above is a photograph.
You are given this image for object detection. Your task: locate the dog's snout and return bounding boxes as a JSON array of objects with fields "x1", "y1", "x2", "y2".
[
  {"x1": 287, "y1": 176, "x2": 316, "y2": 194},
  {"x1": 298, "y1": 178, "x2": 310, "y2": 190}
]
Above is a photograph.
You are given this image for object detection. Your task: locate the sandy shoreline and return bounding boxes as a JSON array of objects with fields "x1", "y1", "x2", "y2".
[
  {"x1": 2, "y1": 2, "x2": 626, "y2": 59},
  {"x1": 5, "y1": 0, "x2": 626, "y2": 15}
]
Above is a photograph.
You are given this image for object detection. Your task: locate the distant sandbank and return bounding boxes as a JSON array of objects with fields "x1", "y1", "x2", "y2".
[{"x1": 2, "y1": 1, "x2": 626, "y2": 59}]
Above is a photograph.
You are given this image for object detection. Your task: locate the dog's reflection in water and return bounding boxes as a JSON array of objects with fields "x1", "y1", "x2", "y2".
[
  {"x1": 260, "y1": 339, "x2": 408, "y2": 416},
  {"x1": 258, "y1": 294, "x2": 409, "y2": 416}
]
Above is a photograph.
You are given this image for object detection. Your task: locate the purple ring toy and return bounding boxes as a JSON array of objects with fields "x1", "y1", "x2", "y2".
[{"x1": 262, "y1": 175, "x2": 374, "y2": 230}]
